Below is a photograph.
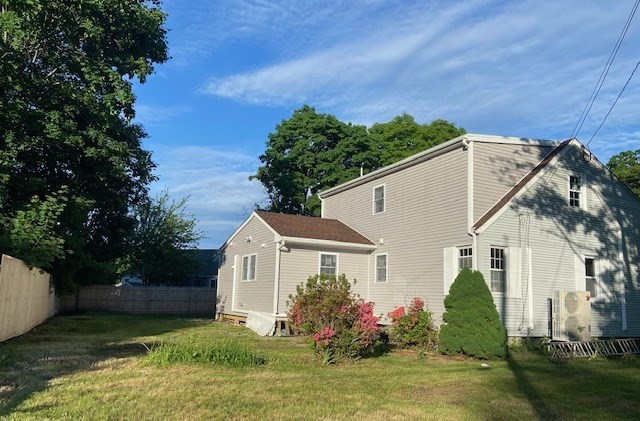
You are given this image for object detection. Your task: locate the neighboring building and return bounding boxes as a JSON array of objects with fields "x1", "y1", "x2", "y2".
[
  {"x1": 184, "y1": 249, "x2": 219, "y2": 288},
  {"x1": 119, "y1": 249, "x2": 219, "y2": 288},
  {"x1": 217, "y1": 134, "x2": 640, "y2": 338}
]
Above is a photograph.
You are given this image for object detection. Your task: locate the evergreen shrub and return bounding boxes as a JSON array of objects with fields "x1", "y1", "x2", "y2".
[{"x1": 439, "y1": 267, "x2": 508, "y2": 359}]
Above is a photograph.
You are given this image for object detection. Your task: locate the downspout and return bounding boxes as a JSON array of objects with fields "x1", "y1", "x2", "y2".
[
  {"x1": 273, "y1": 240, "x2": 285, "y2": 317},
  {"x1": 463, "y1": 137, "x2": 478, "y2": 270}
]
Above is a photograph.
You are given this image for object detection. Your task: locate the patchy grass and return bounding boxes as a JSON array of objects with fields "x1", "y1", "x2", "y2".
[
  {"x1": 144, "y1": 335, "x2": 268, "y2": 367},
  {"x1": 1, "y1": 313, "x2": 639, "y2": 419}
]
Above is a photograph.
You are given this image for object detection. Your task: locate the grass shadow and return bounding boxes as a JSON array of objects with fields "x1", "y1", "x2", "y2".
[{"x1": 0, "y1": 312, "x2": 211, "y2": 416}]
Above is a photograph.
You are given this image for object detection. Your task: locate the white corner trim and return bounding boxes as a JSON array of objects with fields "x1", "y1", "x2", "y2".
[
  {"x1": 474, "y1": 139, "x2": 576, "y2": 234},
  {"x1": 273, "y1": 241, "x2": 282, "y2": 315}
]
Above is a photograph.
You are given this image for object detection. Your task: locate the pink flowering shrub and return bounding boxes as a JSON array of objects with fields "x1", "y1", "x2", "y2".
[
  {"x1": 288, "y1": 274, "x2": 383, "y2": 364},
  {"x1": 387, "y1": 297, "x2": 438, "y2": 350}
]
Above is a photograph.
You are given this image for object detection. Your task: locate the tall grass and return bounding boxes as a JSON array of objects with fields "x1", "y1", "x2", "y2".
[{"x1": 144, "y1": 335, "x2": 268, "y2": 367}]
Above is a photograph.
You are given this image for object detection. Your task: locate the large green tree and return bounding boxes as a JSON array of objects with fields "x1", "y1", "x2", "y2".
[
  {"x1": 0, "y1": 0, "x2": 168, "y2": 291},
  {"x1": 124, "y1": 191, "x2": 204, "y2": 286},
  {"x1": 369, "y1": 114, "x2": 466, "y2": 167},
  {"x1": 608, "y1": 149, "x2": 640, "y2": 198},
  {"x1": 253, "y1": 106, "x2": 465, "y2": 216},
  {"x1": 252, "y1": 105, "x2": 375, "y2": 216}
]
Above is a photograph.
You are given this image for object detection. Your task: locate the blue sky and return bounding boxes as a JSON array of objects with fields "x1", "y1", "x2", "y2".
[{"x1": 133, "y1": 0, "x2": 640, "y2": 249}]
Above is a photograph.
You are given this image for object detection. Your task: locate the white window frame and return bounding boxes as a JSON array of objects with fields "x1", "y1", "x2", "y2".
[
  {"x1": 375, "y1": 253, "x2": 388, "y2": 283},
  {"x1": 241, "y1": 254, "x2": 257, "y2": 282},
  {"x1": 568, "y1": 173, "x2": 587, "y2": 210},
  {"x1": 318, "y1": 252, "x2": 339, "y2": 277},
  {"x1": 372, "y1": 184, "x2": 385, "y2": 215},
  {"x1": 458, "y1": 246, "x2": 473, "y2": 271},
  {"x1": 490, "y1": 247, "x2": 506, "y2": 293}
]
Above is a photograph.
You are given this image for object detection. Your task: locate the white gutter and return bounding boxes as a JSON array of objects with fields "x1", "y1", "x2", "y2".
[
  {"x1": 272, "y1": 240, "x2": 285, "y2": 316},
  {"x1": 463, "y1": 137, "x2": 478, "y2": 270},
  {"x1": 280, "y1": 236, "x2": 377, "y2": 251}
]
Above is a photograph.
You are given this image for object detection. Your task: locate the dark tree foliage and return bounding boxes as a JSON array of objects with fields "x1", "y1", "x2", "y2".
[
  {"x1": 253, "y1": 105, "x2": 465, "y2": 216},
  {"x1": 607, "y1": 149, "x2": 640, "y2": 198},
  {"x1": 369, "y1": 114, "x2": 466, "y2": 167},
  {"x1": 439, "y1": 267, "x2": 508, "y2": 359},
  {"x1": 252, "y1": 105, "x2": 374, "y2": 216},
  {"x1": 125, "y1": 191, "x2": 204, "y2": 286},
  {"x1": 0, "y1": 1, "x2": 168, "y2": 292}
]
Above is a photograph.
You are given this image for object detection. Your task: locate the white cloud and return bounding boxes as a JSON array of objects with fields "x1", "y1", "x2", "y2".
[
  {"x1": 135, "y1": 104, "x2": 192, "y2": 127},
  {"x1": 149, "y1": 145, "x2": 265, "y2": 248},
  {"x1": 200, "y1": 0, "x2": 640, "y2": 160}
]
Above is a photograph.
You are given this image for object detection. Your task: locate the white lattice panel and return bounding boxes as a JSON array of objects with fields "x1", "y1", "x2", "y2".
[{"x1": 246, "y1": 311, "x2": 276, "y2": 336}]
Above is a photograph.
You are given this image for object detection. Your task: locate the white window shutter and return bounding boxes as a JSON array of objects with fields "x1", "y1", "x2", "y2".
[
  {"x1": 582, "y1": 176, "x2": 588, "y2": 211},
  {"x1": 575, "y1": 254, "x2": 585, "y2": 290},
  {"x1": 507, "y1": 247, "x2": 522, "y2": 298},
  {"x1": 598, "y1": 258, "x2": 611, "y2": 301},
  {"x1": 443, "y1": 247, "x2": 456, "y2": 295}
]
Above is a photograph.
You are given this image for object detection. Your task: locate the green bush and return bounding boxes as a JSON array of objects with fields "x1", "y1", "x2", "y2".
[
  {"x1": 439, "y1": 267, "x2": 508, "y2": 359},
  {"x1": 387, "y1": 297, "x2": 438, "y2": 350},
  {"x1": 144, "y1": 335, "x2": 267, "y2": 367},
  {"x1": 288, "y1": 274, "x2": 382, "y2": 364}
]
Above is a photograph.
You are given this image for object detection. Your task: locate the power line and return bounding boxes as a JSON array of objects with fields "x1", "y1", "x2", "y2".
[
  {"x1": 586, "y1": 58, "x2": 640, "y2": 147},
  {"x1": 570, "y1": 0, "x2": 639, "y2": 140}
]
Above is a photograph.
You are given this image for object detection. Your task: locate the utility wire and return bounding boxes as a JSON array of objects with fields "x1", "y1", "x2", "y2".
[
  {"x1": 586, "y1": 58, "x2": 640, "y2": 147},
  {"x1": 570, "y1": 0, "x2": 639, "y2": 140}
]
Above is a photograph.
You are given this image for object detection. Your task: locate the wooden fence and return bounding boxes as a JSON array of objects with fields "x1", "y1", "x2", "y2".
[
  {"x1": 0, "y1": 254, "x2": 56, "y2": 342},
  {"x1": 58, "y1": 285, "x2": 217, "y2": 315}
]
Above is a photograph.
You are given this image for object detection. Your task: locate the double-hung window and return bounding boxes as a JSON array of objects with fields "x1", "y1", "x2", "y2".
[
  {"x1": 373, "y1": 185, "x2": 385, "y2": 214},
  {"x1": 569, "y1": 174, "x2": 583, "y2": 208},
  {"x1": 375, "y1": 253, "x2": 388, "y2": 283},
  {"x1": 319, "y1": 253, "x2": 338, "y2": 277},
  {"x1": 458, "y1": 247, "x2": 472, "y2": 271},
  {"x1": 490, "y1": 247, "x2": 506, "y2": 293},
  {"x1": 241, "y1": 254, "x2": 256, "y2": 281}
]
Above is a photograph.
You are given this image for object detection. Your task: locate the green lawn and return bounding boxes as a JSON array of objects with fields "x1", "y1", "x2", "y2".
[{"x1": 1, "y1": 313, "x2": 640, "y2": 420}]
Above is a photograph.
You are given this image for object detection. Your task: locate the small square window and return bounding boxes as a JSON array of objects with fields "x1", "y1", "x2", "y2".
[
  {"x1": 319, "y1": 253, "x2": 338, "y2": 277},
  {"x1": 373, "y1": 185, "x2": 385, "y2": 214}
]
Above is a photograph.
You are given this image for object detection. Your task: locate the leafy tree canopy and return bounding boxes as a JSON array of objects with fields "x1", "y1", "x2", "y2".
[
  {"x1": 607, "y1": 149, "x2": 640, "y2": 198},
  {"x1": 0, "y1": 0, "x2": 168, "y2": 292},
  {"x1": 124, "y1": 191, "x2": 204, "y2": 286},
  {"x1": 253, "y1": 105, "x2": 465, "y2": 216}
]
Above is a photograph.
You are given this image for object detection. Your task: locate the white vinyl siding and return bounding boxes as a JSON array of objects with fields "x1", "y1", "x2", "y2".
[
  {"x1": 375, "y1": 253, "x2": 388, "y2": 283},
  {"x1": 373, "y1": 185, "x2": 385, "y2": 214},
  {"x1": 241, "y1": 254, "x2": 256, "y2": 281},
  {"x1": 319, "y1": 253, "x2": 338, "y2": 277}
]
